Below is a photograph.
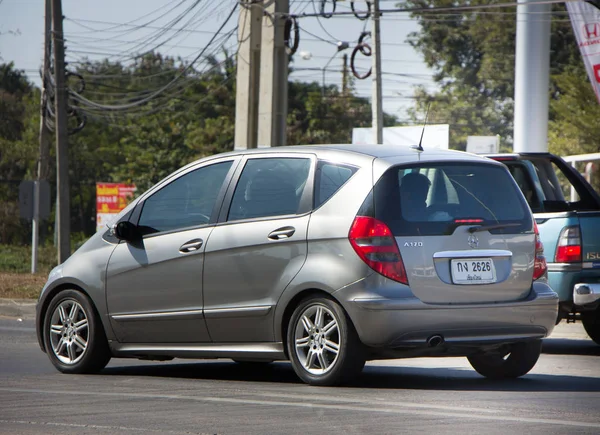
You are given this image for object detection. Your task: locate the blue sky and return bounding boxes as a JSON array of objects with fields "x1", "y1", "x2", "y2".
[{"x1": 0, "y1": 0, "x2": 437, "y2": 120}]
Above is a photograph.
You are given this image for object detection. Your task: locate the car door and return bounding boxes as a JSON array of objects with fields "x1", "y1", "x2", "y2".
[
  {"x1": 106, "y1": 158, "x2": 237, "y2": 343},
  {"x1": 202, "y1": 154, "x2": 315, "y2": 342}
]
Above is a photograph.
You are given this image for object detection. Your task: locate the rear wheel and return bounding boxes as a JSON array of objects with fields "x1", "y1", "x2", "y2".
[
  {"x1": 43, "y1": 289, "x2": 111, "y2": 374},
  {"x1": 467, "y1": 340, "x2": 542, "y2": 379},
  {"x1": 287, "y1": 296, "x2": 365, "y2": 386},
  {"x1": 582, "y1": 308, "x2": 600, "y2": 345}
]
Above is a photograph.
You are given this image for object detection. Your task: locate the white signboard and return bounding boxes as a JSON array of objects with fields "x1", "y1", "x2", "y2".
[
  {"x1": 352, "y1": 125, "x2": 449, "y2": 149},
  {"x1": 567, "y1": 2, "x2": 600, "y2": 103},
  {"x1": 466, "y1": 136, "x2": 500, "y2": 154}
]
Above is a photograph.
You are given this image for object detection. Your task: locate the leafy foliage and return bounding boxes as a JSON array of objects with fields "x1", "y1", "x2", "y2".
[
  {"x1": 0, "y1": 52, "x2": 382, "y2": 246},
  {"x1": 401, "y1": 1, "x2": 583, "y2": 151}
]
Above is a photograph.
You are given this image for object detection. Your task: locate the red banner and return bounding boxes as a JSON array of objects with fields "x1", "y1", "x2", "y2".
[
  {"x1": 96, "y1": 183, "x2": 136, "y2": 231},
  {"x1": 567, "y1": 2, "x2": 600, "y2": 103}
]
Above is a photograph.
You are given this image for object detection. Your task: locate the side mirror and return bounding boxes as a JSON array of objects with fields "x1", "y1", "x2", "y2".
[{"x1": 114, "y1": 221, "x2": 140, "y2": 242}]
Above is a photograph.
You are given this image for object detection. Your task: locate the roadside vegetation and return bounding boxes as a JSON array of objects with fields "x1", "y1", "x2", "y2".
[{"x1": 0, "y1": 244, "x2": 55, "y2": 299}]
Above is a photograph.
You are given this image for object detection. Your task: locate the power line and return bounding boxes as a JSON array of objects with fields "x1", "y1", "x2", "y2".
[
  {"x1": 68, "y1": 3, "x2": 238, "y2": 112},
  {"x1": 288, "y1": 0, "x2": 578, "y2": 18}
]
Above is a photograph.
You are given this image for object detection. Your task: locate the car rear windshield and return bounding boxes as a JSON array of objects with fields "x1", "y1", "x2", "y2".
[{"x1": 364, "y1": 162, "x2": 533, "y2": 236}]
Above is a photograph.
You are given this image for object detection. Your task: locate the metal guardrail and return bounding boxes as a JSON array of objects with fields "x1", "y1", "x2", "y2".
[{"x1": 562, "y1": 153, "x2": 600, "y2": 201}]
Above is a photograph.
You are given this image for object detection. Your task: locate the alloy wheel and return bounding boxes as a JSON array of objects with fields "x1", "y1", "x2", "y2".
[
  {"x1": 293, "y1": 304, "x2": 341, "y2": 375},
  {"x1": 48, "y1": 299, "x2": 89, "y2": 365}
]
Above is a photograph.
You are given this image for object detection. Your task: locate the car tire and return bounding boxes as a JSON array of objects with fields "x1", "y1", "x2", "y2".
[
  {"x1": 467, "y1": 340, "x2": 542, "y2": 379},
  {"x1": 43, "y1": 289, "x2": 111, "y2": 374},
  {"x1": 287, "y1": 296, "x2": 365, "y2": 386},
  {"x1": 582, "y1": 309, "x2": 600, "y2": 345}
]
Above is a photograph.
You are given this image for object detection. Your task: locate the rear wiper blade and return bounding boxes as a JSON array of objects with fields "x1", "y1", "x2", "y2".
[{"x1": 468, "y1": 223, "x2": 522, "y2": 233}]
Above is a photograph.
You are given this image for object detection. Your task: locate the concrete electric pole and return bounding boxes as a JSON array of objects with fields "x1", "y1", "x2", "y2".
[
  {"x1": 51, "y1": 0, "x2": 71, "y2": 263},
  {"x1": 32, "y1": 0, "x2": 53, "y2": 273},
  {"x1": 371, "y1": 0, "x2": 383, "y2": 144},
  {"x1": 513, "y1": 0, "x2": 551, "y2": 152},
  {"x1": 342, "y1": 53, "x2": 348, "y2": 95},
  {"x1": 257, "y1": 0, "x2": 289, "y2": 147},
  {"x1": 234, "y1": 0, "x2": 263, "y2": 150}
]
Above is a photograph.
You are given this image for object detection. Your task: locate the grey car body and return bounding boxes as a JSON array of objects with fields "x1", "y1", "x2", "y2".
[{"x1": 36, "y1": 144, "x2": 558, "y2": 385}]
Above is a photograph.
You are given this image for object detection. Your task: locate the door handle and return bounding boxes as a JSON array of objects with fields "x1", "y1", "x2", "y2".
[
  {"x1": 268, "y1": 226, "x2": 296, "y2": 240},
  {"x1": 179, "y1": 239, "x2": 203, "y2": 253}
]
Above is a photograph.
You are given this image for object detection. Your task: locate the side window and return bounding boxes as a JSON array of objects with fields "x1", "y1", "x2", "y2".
[
  {"x1": 414, "y1": 167, "x2": 458, "y2": 206},
  {"x1": 138, "y1": 161, "x2": 233, "y2": 234},
  {"x1": 535, "y1": 160, "x2": 564, "y2": 201},
  {"x1": 314, "y1": 161, "x2": 357, "y2": 208},
  {"x1": 228, "y1": 157, "x2": 311, "y2": 221},
  {"x1": 506, "y1": 163, "x2": 541, "y2": 212}
]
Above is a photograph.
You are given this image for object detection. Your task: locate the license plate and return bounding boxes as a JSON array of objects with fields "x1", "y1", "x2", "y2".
[{"x1": 450, "y1": 258, "x2": 496, "y2": 284}]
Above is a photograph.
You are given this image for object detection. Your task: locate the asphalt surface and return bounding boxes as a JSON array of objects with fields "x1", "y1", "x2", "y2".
[{"x1": 1, "y1": 312, "x2": 599, "y2": 435}]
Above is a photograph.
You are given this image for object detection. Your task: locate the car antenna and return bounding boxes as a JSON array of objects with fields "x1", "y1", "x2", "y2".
[{"x1": 415, "y1": 102, "x2": 431, "y2": 152}]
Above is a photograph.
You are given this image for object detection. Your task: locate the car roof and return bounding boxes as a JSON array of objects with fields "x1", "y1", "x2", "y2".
[
  {"x1": 203, "y1": 143, "x2": 497, "y2": 164},
  {"x1": 485, "y1": 152, "x2": 555, "y2": 161}
]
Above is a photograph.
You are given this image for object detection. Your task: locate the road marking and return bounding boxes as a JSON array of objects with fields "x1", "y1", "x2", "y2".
[
  {"x1": 2, "y1": 387, "x2": 599, "y2": 428},
  {"x1": 0, "y1": 326, "x2": 35, "y2": 332},
  {"x1": 253, "y1": 392, "x2": 500, "y2": 413},
  {"x1": 0, "y1": 419, "x2": 215, "y2": 435}
]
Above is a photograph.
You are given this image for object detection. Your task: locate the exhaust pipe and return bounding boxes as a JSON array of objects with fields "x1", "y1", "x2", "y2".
[{"x1": 427, "y1": 334, "x2": 444, "y2": 348}]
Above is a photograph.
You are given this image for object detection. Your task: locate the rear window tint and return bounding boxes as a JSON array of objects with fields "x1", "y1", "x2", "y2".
[{"x1": 368, "y1": 163, "x2": 532, "y2": 236}]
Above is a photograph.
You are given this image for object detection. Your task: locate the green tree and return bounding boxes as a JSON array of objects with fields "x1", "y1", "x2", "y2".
[
  {"x1": 548, "y1": 63, "x2": 600, "y2": 193},
  {"x1": 401, "y1": 1, "x2": 580, "y2": 150},
  {"x1": 0, "y1": 51, "x2": 389, "y2": 244},
  {"x1": 0, "y1": 63, "x2": 39, "y2": 244}
]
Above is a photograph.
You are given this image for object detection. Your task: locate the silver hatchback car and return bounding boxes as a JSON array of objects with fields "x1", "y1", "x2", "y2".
[{"x1": 36, "y1": 145, "x2": 558, "y2": 386}]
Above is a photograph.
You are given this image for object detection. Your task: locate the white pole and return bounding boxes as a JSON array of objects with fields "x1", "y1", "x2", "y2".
[
  {"x1": 513, "y1": 1, "x2": 551, "y2": 153},
  {"x1": 570, "y1": 162, "x2": 578, "y2": 202},
  {"x1": 372, "y1": 0, "x2": 383, "y2": 144},
  {"x1": 31, "y1": 181, "x2": 39, "y2": 274}
]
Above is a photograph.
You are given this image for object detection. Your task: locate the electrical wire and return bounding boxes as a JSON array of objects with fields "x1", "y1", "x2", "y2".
[
  {"x1": 68, "y1": 3, "x2": 238, "y2": 111},
  {"x1": 289, "y1": 0, "x2": 580, "y2": 18}
]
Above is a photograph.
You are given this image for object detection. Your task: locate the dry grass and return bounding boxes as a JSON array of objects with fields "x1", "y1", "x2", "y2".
[
  {"x1": 0, "y1": 244, "x2": 55, "y2": 299},
  {"x1": 0, "y1": 272, "x2": 46, "y2": 299}
]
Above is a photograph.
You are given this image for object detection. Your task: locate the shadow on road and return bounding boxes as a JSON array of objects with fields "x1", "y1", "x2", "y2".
[
  {"x1": 101, "y1": 357, "x2": 600, "y2": 393},
  {"x1": 542, "y1": 337, "x2": 600, "y2": 356}
]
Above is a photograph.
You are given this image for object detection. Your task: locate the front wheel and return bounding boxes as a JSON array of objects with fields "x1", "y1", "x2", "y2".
[
  {"x1": 287, "y1": 296, "x2": 365, "y2": 386},
  {"x1": 468, "y1": 340, "x2": 542, "y2": 379},
  {"x1": 582, "y1": 308, "x2": 600, "y2": 345},
  {"x1": 43, "y1": 289, "x2": 111, "y2": 374}
]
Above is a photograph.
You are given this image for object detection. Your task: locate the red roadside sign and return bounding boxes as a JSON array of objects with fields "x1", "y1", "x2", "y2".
[{"x1": 96, "y1": 183, "x2": 136, "y2": 231}]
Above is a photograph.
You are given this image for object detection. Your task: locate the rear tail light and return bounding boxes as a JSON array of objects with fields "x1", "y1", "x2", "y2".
[
  {"x1": 555, "y1": 225, "x2": 582, "y2": 263},
  {"x1": 349, "y1": 216, "x2": 408, "y2": 285},
  {"x1": 533, "y1": 221, "x2": 547, "y2": 280}
]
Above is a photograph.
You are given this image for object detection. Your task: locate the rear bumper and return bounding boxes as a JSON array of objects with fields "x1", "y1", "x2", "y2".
[
  {"x1": 548, "y1": 269, "x2": 600, "y2": 303},
  {"x1": 336, "y1": 280, "x2": 558, "y2": 348},
  {"x1": 573, "y1": 283, "x2": 600, "y2": 307}
]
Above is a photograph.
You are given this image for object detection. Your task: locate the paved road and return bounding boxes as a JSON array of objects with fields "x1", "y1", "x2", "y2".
[{"x1": 1, "y1": 317, "x2": 599, "y2": 435}]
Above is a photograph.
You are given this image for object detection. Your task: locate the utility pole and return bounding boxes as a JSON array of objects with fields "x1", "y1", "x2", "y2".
[
  {"x1": 342, "y1": 53, "x2": 349, "y2": 96},
  {"x1": 257, "y1": 0, "x2": 289, "y2": 147},
  {"x1": 371, "y1": 0, "x2": 383, "y2": 144},
  {"x1": 234, "y1": 0, "x2": 262, "y2": 150},
  {"x1": 513, "y1": 0, "x2": 551, "y2": 152},
  {"x1": 51, "y1": 0, "x2": 71, "y2": 263},
  {"x1": 31, "y1": 0, "x2": 52, "y2": 274}
]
